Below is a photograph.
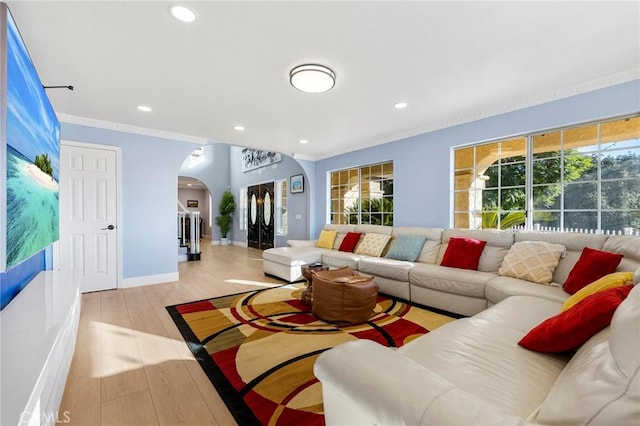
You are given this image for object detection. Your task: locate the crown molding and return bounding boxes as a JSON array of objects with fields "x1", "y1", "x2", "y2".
[
  {"x1": 317, "y1": 69, "x2": 640, "y2": 160},
  {"x1": 290, "y1": 153, "x2": 316, "y2": 162},
  {"x1": 57, "y1": 114, "x2": 209, "y2": 145}
]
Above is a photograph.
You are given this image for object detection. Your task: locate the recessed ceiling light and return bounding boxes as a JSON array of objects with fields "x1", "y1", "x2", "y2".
[
  {"x1": 169, "y1": 5, "x2": 196, "y2": 22},
  {"x1": 234, "y1": 125, "x2": 245, "y2": 131},
  {"x1": 299, "y1": 139, "x2": 309, "y2": 144},
  {"x1": 394, "y1": 102, "x2": 408, "y2": 109},
  {"x1": 137, "y1": 105, "x2": 152, "y2": 112},
  {"x1": 290, "y1": 64, "x2": 336, "y2": 94},
  {"x1": 187, "y1": 183, "x2": 192, "y2": 187}
]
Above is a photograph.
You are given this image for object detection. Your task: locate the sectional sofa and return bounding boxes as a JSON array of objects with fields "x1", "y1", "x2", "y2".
[
  {"x1": 263, "y1": 225, "x2": 640, "y2": 424},
  {"x1": 262, "y1": 224, "x2": 640, "y2": 316}
]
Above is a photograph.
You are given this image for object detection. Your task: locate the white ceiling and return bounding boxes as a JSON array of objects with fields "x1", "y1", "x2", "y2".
[{"x1": 6, "y1": 1, "x2": 640, "y2": 160}]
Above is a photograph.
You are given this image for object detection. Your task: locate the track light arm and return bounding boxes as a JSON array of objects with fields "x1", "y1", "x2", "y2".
[{"x1": 42, "y1": 85, "x2": 74, "y2": 91}]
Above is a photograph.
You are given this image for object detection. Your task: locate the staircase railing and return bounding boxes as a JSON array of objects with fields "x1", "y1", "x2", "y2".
[{"x1": 178, "y1": 200, "x2": 201, "y2": 260}]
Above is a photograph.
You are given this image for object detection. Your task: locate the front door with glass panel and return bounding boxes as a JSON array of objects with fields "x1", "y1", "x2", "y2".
[{"x1": 247, "y1": 182, "x2": 274, "y2": 250}]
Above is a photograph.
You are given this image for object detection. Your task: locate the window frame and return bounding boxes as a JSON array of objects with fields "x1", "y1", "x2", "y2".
[
  {"x1": 329, "y1": 161, "x2": 394, "y2": 226},
  {"x1": 452, "y1": 114, "x2": 640, "y2": 235}
]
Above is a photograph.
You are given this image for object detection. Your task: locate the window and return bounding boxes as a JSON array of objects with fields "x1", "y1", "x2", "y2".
[
  {"x1": 453, "y1": 116, "x2": 640, "y2": 235},
  {"x1": 276, "y1": 179, "x2": 288, "y2": 235},
  {"x1": 330, "y1": 161, "x2": 393, "y2": 225}
]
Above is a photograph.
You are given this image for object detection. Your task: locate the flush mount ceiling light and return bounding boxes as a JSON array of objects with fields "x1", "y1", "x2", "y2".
[
  {"x1": 137, "y1": 105, "x2": 152, "y2": 112},
  {"x1": 169, "y1": 5, "x2": 196, "y2": 22},
  {"x1": 289, "y1": 64, "x2": 336, "y2": 94}
]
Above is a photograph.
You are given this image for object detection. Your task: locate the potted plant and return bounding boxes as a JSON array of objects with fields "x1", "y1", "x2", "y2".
[{"x1": 215, "y1": 190, "x2": 235, "y2": 245}]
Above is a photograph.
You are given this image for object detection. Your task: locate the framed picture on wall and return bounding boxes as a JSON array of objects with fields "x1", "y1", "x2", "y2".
[
  {"x1": 187, "y1": 200, "x2": 198, "y2": 208},
  {"x1": 290, "y1": 174, "x2": 304, "y2": 193}
]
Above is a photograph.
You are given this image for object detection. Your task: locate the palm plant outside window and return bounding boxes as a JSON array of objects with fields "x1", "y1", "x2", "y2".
[
  {"x1": 453, "y1": 115, "x2": 640, "y2": 235},
  {"x1": 330, "y1": 161, "x2": 394, "y2": 226}
]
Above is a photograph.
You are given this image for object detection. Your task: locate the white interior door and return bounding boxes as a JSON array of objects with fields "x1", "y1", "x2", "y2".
[{"x1": 59, "y1": 143, "x2": 119, "y2": 292}]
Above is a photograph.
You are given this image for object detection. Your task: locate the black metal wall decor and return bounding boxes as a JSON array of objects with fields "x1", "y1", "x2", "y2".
[{"x1": 242, "y1": 148, "x2": 282, "y2": 172}]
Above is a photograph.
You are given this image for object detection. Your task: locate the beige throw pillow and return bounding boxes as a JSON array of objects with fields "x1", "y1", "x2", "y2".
[
  {"x1": 354, "y1": 233, "x2": 391, "y2": 257},
  {"x1": 498, "y1": 241, "x2": 566, "y2": 284}
]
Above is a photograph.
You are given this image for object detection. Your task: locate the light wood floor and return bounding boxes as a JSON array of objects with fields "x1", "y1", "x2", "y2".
[{"x1": 59, "y1": 239, "x2": 283, "y2": 425}]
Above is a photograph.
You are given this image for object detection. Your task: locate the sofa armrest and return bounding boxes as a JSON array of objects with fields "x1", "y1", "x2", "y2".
[
  {"x1": 287, "y1": 239, "x2": 317, "y2": 247},
  {"x1": 314, "y1": 340, "x2": 531, "y2": 426}
]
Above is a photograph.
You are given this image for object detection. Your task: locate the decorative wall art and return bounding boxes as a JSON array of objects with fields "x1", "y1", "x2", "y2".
[
  {"x1": 187, "y1": 200, "x2": 198, "y2": 208},
  {"x1": 290, "y1": 174, "x2": 304, "y2": 193},
  {"x1": 241, "y1": 148, "x2": 282, "y2": 172},
  {"x1": 1, "y1": 4, "x2": 60, "y2": 309}
]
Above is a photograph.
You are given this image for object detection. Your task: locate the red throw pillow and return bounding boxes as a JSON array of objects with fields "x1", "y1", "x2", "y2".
[
  {"x1": 440, "y1": 237, "x2": 487, "y2": 270},
  {"x1": 518, "y1": 285, "x2": 633, "y2": 353},
  {"x1": 339, "y1": 232, "x2": 362, "y2": 252},
  {"x1": 563, "y1": 247, "x2": 624, "y2": 295}
]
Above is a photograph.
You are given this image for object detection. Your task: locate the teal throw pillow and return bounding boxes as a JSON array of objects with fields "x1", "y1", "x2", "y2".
[{"x1": 385, "y1": 234, "x2": 427, "y2": 262}]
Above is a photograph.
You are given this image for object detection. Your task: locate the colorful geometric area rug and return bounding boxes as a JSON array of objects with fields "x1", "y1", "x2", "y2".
[{"x1": 166, "y1": 283, "x2": 457, "y2": 426}]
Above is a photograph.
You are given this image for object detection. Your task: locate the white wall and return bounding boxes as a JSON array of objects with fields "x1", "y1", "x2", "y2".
[{"x1": 178, "y1": 187, "x2": 210, "y2": 235}]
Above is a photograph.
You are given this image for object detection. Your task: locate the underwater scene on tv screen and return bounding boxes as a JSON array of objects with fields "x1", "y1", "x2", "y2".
[{"x1": 5, "y1": 9, "x2": 60, "y2": 270}]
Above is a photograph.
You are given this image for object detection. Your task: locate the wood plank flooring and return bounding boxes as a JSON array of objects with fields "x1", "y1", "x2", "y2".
[{"x1": 59, "y1": 240, "x2": 283, "y2": 425}]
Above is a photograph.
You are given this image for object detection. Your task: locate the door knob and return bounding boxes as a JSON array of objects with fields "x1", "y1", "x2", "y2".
[{"x1": 102, "y1": 225, "x2": 115, "y2": 230}]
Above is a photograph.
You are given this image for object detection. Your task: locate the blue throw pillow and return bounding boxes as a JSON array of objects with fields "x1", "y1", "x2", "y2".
[{"x1": 385, "y1": 234, "x2": 427, "y2": 262}]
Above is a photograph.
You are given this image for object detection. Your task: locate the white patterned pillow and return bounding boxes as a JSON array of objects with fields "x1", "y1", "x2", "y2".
[
  {"x1": 354, "y1": 233, "x2": 391, "y2": 257},
  {"x1": 499, "y1": 241, "x2": 566, "y2": 284}
]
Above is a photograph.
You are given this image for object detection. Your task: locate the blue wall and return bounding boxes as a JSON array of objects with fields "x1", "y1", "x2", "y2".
[
  {"x1": 51, "y1": 80, "x2": 638, "y2": 282},
  {"x1": 312, "y1": 80, "x2": 640, "y2": 237},
  {"x1": 229, "y1": 147, "x2": 309, "y2": 246},
  {"x1": 61, "y1": 124, "x2": 199, "y2": 280}
]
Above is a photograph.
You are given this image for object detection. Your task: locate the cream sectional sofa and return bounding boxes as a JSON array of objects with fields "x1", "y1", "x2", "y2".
[
  {"x1": 265, "y1": 225, "x2": 640, "y2": 423},
  {"x1": 262, "y1": 224, "x2": 640, "y2": 316},
  {"x1": 315, "y1": 281, "x2": 640, "y2": 425}
]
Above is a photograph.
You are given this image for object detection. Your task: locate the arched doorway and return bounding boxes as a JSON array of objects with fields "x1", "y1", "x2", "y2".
[{"x1": 178, "y1": 176, "x2": 210, "y2": 260}]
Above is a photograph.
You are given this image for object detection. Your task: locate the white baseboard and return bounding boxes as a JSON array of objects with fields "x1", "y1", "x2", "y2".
[
  {"x1": 121, "y1": 272, "x2": 179, "y2": 288},
  {"x1": 232, "y1": 240, "x2": 247, "y2": 247}
]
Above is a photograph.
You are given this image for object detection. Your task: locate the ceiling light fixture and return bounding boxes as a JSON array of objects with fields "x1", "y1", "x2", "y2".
[
  {"x1": 289, "y1": 64, "x2": 336, "y2": 94},
  {"x1": 234, "y1": 125, "x2": 245, "y2": 131},
  {"x1": 299, "y1": 139, "x2": 309, "y2": 144},
  {"x1": 169, "y1": 5, "x2": 196, "y2": 22},
  {"x1": 137, "y1": 105, "x2": 152, "y2": 112},
  {"x1": 394, "y1": 102, "x2": 408, "y2": 109}
]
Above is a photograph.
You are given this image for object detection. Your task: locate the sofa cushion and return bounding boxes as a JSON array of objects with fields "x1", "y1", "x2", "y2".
[
  {"x1": 322, "y1": 224, "x2": 357, "y2": 250},
  {"x1": 399, "y1": 295, "x2": 568, "y2": 418},
  {"x1": 338, "y1": 232, "x2": 362, "y2": 252},
  {"x1": 321, "y1": 250, "x2": 367, "y2": 270},
  {"x1": 485, "y1": 276, "x2": 569, "y2": 305},
  {"x1": 385, "y1": 234, "x2": 426, "y2": 262},
  {"x1": 561, "y1": 271, "x2": 634, "y2": 312},
  {"x1": 354, "y1": 224, "x2": 393, "y2": 236},
  {"x1": 437, "y1": 229, "x2": 514, "y2": 273},
  {"x1": 262, "y1": 246, "x2": 325, "y2": 266},
  {"x1": 354, "y1": 233, "x2": 391, "y2": 257},
  {"x1": 498, "y1": 241, "x2": 566, "y2": 284},
  {"x1": 410, "y1": 263, "x2": 494, "y2": 298},
  {"x1": 440, "y1": 237, "x2": 487, "y2": 270},
  {"x1": 518, "y1": 285, "x2": 633, "y2": 353},
  {"x1": 513, "y1": 232, "x2": 608, "y2": 284},
  {"x1": 536, "y1": 284, "x2": 640, "y2": 425},
  {"x1": 358, "y1": 257, "x2": 414, "y2": 282},
  {"x1": 562, "y1": 247, "x2": 624, "y2": 294},
  {"x1": 316, "y1": 229, "x2": 337, "y2": 249},
  {"x1": 392, "y1": 227, "x2": 444, "y2": 264}
]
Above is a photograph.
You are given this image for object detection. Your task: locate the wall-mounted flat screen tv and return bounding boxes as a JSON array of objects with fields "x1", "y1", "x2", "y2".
[{"x1": 0, "y1": 3, "x2": 60, "y2": 307}]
